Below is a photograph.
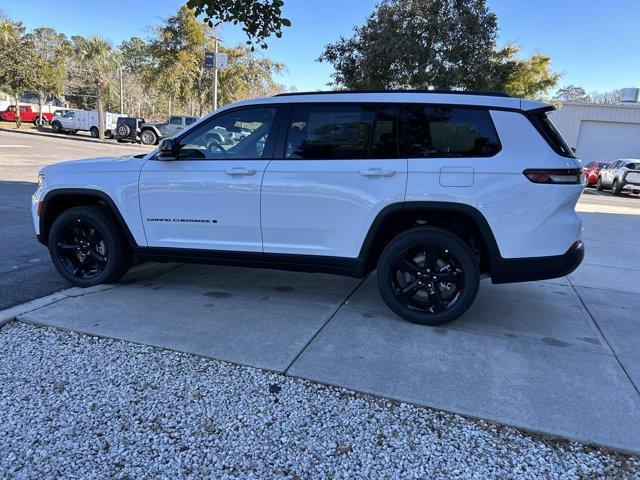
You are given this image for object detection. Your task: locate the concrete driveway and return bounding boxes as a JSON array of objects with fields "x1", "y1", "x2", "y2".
[{"x1": 14, "y1": 198, "x2": 640, "y2": 454}]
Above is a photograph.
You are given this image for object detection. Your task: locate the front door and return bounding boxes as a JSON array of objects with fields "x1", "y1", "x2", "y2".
[
  {"x1": 261, "y1": 103, "x2": 407, "y2": 259},
  {"x1": 139, "y1": 106, "x2": 281, "y2": 251}
]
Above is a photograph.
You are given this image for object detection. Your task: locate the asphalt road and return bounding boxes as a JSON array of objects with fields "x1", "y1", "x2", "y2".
[
  {"x1": 0, "y1": 129, "x2": 638, "y2": 310},
  {"x1": 0, "y1": 131, "x2": 151, "y2": 309}
]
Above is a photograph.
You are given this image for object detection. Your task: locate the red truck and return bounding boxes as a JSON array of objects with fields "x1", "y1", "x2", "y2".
[{"x1": 0, "y1": 105, "x2": 54, "y2": 125}]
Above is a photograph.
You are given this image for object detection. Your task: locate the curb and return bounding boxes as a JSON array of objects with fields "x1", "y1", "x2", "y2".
[
  {"x1": 0, "y1": 262, "x2": 178, "y2": 329},
  {"x1": 0, "y1": 126, "x2": 150, "y2": 149}
]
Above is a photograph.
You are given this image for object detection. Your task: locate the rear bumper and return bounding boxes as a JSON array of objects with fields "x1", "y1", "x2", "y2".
[{"x1": 490, "y1": 242, "x2": 584, "y2": 284}]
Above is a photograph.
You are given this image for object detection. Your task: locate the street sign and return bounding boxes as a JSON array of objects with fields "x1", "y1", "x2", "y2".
[
  {"x1": 204, "y1": 52, "x2": 215, "y2": 68},
  {"x1": 204, "y1": 52, "x2": 228, "y2": 69}
]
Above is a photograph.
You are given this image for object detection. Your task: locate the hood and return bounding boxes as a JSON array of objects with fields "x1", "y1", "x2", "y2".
[{"x1": 40, "y1": 155, "x2": 147, "y2": 175}]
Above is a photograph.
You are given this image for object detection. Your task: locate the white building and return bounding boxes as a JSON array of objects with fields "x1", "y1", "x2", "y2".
[{"x1": 549, "y1": 88, "x2": 640, "y2": 163}]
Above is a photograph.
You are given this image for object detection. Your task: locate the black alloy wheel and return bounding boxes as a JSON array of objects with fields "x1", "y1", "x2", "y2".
[
  {"x1": 390, "y1": 244, "x2": 465, "y2": 315},
  {"x1": 55, "y1": 218, "x2": 108, "y2": 280},
  {"x1": 377, "y1": 227, "x2": 480, "y2": 326},
  {"x1": 49, "y1": 206, "x2": 131, "y2": 286}
]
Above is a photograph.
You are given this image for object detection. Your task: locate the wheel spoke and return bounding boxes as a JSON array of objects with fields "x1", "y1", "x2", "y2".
[
  {"x1": 73, "y1": 261, "x2": 86, "y2": 278},
  {"x1": 422, "y1": 251, "x2": 439, "y2": 271},
  {"x1": 396, "y1": 280, "x2": 420, "y2": 301},
  {"x1": 57, "y1": 242, "x2": 78, "y2": 253},
  {"x1": 86, "y1": 228, "x2": 100, "y2": 245},
  {"x1": 435, "y1": 270, "x2": 464, "y2": 285},
  {"x1": 396, "y1": 257, "x2": 420, "y2": 275},
  {"x1": 89, "y1": 250, "x2": 107, "y2": 264},
  {"x1": 71, "y1": 221, "x2": 84, "y2": 241},
  {"x1": 426, "y1": 287, "x2": 445, "y2": 313}
]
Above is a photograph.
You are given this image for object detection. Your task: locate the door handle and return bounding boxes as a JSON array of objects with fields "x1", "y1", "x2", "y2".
[
  {"x1": 359, "y1": 168, "x2": 396, "y2": 177},
  {"x1": 225, "y1": 168, "x2": 256, "y2": 176}
]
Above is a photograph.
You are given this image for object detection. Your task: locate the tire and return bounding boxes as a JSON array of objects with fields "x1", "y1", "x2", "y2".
[
  {"x1": 33, "y1": 118, "x2": 44, "y2": 127},
  {"x1": 90, "y1": 126, "x2": 99, "y2": 138},
  {"x1": 140, "y1": 129, "x2": 157, "y2": 145},
  {"x1": 117, "y1": 124, "x2": 130, "y2": 138},
  {"x1": 51, "y1": 121, "x2": 62, "y2": 133},
  {"x1": 377, "y1": 227, "x2": 480, "y2": 326},
  {"x1": 48, "y1": 206, "x2": 132, "y2": 287},
  {"x1": 596, "y1": 176, "x2": 604, "y2": 191},
  {"x1": 612, "y1": 179, "x2": 621, "y2": 195}
]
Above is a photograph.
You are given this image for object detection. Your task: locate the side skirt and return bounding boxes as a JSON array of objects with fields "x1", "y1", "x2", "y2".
[{"x1": 133, "y1": 247, "x2": 368, "y2": 278}]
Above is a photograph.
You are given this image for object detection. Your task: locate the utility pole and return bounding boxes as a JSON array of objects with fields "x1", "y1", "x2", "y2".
[
  {"x1": 119, "y1": 67, "x2": 124, "y2": 114},
  {"x1": 212, "y1": 36, "x2": 219, "y2": 111}
]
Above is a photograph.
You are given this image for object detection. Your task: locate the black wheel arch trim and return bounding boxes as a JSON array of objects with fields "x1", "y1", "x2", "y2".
[
  {"x1": 38, "y1": 188, "x2": 138, "y2": 248},
  {"x1": 358, "y1": 201, "x2": 502, "y2": 266},
  {"x1": 358, "y1": 201, "x2": 583, "y2": 284}
]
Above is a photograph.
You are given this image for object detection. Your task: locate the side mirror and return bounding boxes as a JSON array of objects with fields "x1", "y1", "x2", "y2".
[{"x1": 157, "y1": 138, "x2": 177, "y2": 160}]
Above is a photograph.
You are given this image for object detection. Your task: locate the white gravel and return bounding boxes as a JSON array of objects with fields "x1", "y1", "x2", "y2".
[{"x1": 1, "y1": 322, "x2": 638, "y2": 480}]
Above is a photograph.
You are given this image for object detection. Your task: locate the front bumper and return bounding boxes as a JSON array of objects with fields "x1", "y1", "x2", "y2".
[{"x1": 490, "y1": 242, "x2": 584, "y2": 284}]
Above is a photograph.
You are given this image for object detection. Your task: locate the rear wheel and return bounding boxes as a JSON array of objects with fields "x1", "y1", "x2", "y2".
[
  {"x1": 48, "y1": 206, "x2": 132, "y2": 287},
  {"x1": 90, "y1": 126, "x2": 99, "y2": 138},
  {"x1": 596, "y1": 176, "x2": 604, "y2": 191},
  {"x1": 612, "y1": 179, "x2": 621, "y2": 195},
  {"x1": 377, "y1": 227, "x2": 480, "y2": 326}
]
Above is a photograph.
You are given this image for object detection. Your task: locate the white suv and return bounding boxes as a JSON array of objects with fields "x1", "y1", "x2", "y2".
[{"x1": 32, "y1": 91, "x2": 585, "y2": 325}]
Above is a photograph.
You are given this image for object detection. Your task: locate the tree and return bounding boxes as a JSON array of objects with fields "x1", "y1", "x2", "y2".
[
  {"x1": 588, "y1": 89, "x2": 621, "y2": 104},
  {"x1": 0, "y1": 18, "x2": 38, "y2": 128},
  {"x1": 319, "y1": 0, "x2": 560, "y2": 98},
  {"x1": 553, "y1": 84, "x2": 589, "y2": 103},
  {"x1": 26, "y1": 27, "x2": 72, "y2": 125},
  {"x1": 75, "y1": 36, "x2": 119, "y2": 139},
  {"x1": 485, "y1": 45, "x2": 560, "y2": 99},
  {"x1": 319, "y1": 0, "x2": 498, "y2": 90},
  {"x1": 149, "y1": 6, "x2": 285, "y2": 116},
  {"x1": 186, "y1": 0, "x2": 291, "y2": 49}
]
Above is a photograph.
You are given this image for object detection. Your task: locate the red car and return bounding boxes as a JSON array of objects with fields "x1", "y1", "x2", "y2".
[
  {"x1": 583, "y1": 161, "x2": 611, "y2": 187},
  {"x1": 0, "y1": 105, "x2": 54, "y2": 126}
]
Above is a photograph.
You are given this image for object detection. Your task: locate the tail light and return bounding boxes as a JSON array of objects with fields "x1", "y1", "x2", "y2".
[{"x1": 523, "y1": 168, "x2": 584, "y2": 185}]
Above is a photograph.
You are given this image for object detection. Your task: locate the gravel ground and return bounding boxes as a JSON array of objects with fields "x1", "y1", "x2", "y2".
[{"x1": 1, "y1": 322, "x2": 638, "y2": 480}]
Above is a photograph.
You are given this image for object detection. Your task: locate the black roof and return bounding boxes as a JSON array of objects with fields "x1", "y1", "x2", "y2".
[{"x1": 275, "y1": 89, "x2": 512, "y2": 98}]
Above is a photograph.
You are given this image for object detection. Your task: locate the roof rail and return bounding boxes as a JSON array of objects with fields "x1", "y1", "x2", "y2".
[{"x1": 274, "y1": 89, "x2": 512, "y2": 98}]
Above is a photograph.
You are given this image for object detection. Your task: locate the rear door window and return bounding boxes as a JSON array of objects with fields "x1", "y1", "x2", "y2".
[
  {"x1": 285, "y1": 104, "x2": 375, "y2": 159},
  {"x1": 169, "y1": 116, "x2": 182, "y2": 125},
  {"x1": 402, "y1": 105, "x2": 501, "y2": 158}
]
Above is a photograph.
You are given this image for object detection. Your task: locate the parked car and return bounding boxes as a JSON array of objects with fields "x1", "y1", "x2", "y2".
[
  {"x1": 114, "y1": 116, "x2": 146, "y2": 143},
  {"x1": 50, "y1": 110, "x2": 125, "y2": 138},
  {"x1": 596, "y1": 159, "x2": 640, "y2": 195},
  {"x1": 583, "y1": 161, "x2": 611, "y2": 187},
  {"x1": 32, "y1": 90, "x2": 585, "y2": 326},
  {"x1": 0, "y1": 105, "x2": 53, "y2": 125},
  {"x1": 139, "y1": 115, "x2": 198, "y2": 145}
]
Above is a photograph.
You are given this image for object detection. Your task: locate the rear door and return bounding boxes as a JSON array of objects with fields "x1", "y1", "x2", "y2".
[{"x1": 261, "y1": 103, "x2": 407, "y2": 258}]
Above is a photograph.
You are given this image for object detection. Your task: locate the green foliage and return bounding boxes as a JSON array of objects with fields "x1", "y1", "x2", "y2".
[
  {"x1": 485, "y1": 45, "x2": 561, "y2": 99},
  {"x1": 26, "y1": 28, "x2": 72, "y2": 107},
  {"x1": 0, "y1": 19, "x2": 38, "y2": 125},
  {"x1": 186, "y1": 0, "x2": 290, "y2": 49},
  {"x1": 319, "y1": 0, "x2": 560, "y2": 99}
]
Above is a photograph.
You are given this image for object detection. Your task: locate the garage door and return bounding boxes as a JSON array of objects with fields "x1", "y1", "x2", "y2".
[{"x1": 576, "y1": 120, "x2": 640, "y2": 163}]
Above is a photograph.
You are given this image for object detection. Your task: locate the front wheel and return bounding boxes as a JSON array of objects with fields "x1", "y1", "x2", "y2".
[
  {"x1": 51, "y1": 121, "x2": 62, "y2": 133},
  {"x1": 377, "y1": 227, "x2": 480, "y2": 326},
  {"x1": 140, "y1": 129, "x2": 157, "y2": 145},
  {"x1": 48, "y1": 206, "x2": 132, "y2": 287}
]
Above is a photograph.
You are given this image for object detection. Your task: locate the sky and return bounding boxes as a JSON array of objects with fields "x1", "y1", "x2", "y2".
[{"x1": 3, "y1": 0, "x2": 639, "y2": 93}]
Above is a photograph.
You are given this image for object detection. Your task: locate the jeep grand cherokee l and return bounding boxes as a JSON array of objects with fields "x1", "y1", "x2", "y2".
[{"x1": 32, "y1": 91, "x2": 585, "y2": 325}]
